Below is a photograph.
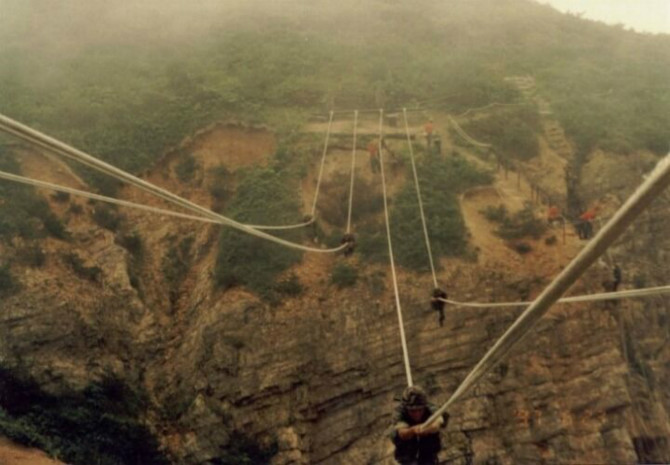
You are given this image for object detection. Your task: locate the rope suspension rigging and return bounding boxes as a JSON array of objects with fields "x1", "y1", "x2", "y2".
[
  {"x1": 402, "y1": 108, "x2": 438, "y2": 289},
  {"x1": 346, "y1": 110, "x2": 358, "y2": 234},
  {"x1": 423, "y1": 152, "x2": 670, "y2": 429},
  {"x1": 0, "y1": 114, "x2": 351, "y2": 254},
  {"x1": 447, "y1": 115, "x2": 492, "y2": 149},
  {"x1": 0, "y1": 170, "x2": 351, "y2": 254},
  {"x1": 0, "y1": 112, "x2": 336, "y2": 232},
  {"x1": 440, "y1": 285, "x2": 670, "y2": 308},
  {"x1": 378, "y1": 109, "x2": 414, "y2": 387},
  {"x1": 310, "y1": 111, "x2": 334, "y2": 219}
]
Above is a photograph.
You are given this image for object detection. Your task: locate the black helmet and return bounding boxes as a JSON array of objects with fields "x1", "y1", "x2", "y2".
[{"x1": 402, "y1": 385, "x2": 427, "y2": 407}]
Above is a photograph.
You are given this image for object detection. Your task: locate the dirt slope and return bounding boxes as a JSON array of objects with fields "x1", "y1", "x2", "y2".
[{"x1": 0, "y1": 438, "x2": 64, "y2": 465}]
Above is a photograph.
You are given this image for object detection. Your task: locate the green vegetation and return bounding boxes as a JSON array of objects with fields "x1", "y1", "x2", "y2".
[
  {"x1": 458, "y1": 106, "x2": 541, "y2": 161},
  {"x1": 175, "y1": 153, "x2": 199, "y2": 183},
  {"x1": 63, "y1": 253, "x2": 102, "y2": 282},
  {"x1": 0, "y1": 147, "x2": 69, "y2": 242},
  {"x1": 209, "y1": 165, "x2": 235, "y2": 211},
  {"x1": 0, "y1": 367, "x2": 169, "y2": 465},
  {"x1": 482, "y1": 204, "x2": 547, "y2": 240},
  {"x1": 91, "y1": 204, "x2": 123, "y2": 232},
  {"x1": 331, "y1": 263, "x2": 358, "y2": 288},
  {"x1": 0, "y1": 263, "x2": 17, "y2": 296},
  {"x1": 17, "y1": 245, "x2": 46, "y2": 268},
  {"x1": 215, "y1": 161, "x2": 303, "y2": 301},
  {"x1": 274, "y1": 273, "x2": 304, "y2": 297},
  {"x1": 368, "y1": 152, "x2": 492, "y2": 270}
]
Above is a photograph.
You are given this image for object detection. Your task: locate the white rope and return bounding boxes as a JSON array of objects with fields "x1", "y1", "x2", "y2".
[
  {"x1": 378, "y1": 109, "x2": 414, "y2": 387},
  {"x1": 0, "y1": 114, "x2": 348, "y2": 253},
  {"x1": 310, "y1": 111, "x2": 334, "y2": 216},
  {"x1": 440, "y1": 285, "x2": 670, "y2": 308},
  {"x1": 448, "y1": 115, "x2": 492, "y2": 149},
  {"x1": 423, "y1": 152, "x2": 670, "y2": 428},
  {"x1": 346, "y1": 110, "x2": 358, "y2": 234},
  {"x1": 1, "y1": 116, "x2": 321, "y2": 232},
  {"x1": 403, "y1": 108, "x2": 438, "y2": 289},
  {"x1": 456, "y1": 102, "x2": 524, "y2": 119},
  {"x1": 0, "y1": 173, "x2": 346, "y2": 254}
]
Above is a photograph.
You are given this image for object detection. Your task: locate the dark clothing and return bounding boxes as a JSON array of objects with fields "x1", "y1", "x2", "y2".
[
  {"x1": 341, "y1": 233, "x2": 355, "y2": 257},
  {"x1": 431, "y1": 290, "x2": 447, "y2": 327},
  {"x1": 613, "y1": 266, "x2": 622, "y2": 292},
  {"x1": 391, "y1": 404, "x2": 446, "y2": 465}
]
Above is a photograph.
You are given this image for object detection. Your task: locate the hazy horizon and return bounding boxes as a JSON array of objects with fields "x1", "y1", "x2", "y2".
[{"x1": 542, "y1": 0, "x2": 670, "y2": 34}]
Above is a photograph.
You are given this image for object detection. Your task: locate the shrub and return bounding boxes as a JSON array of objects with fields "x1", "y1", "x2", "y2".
[
  {"x1": 91, "y1": 205, "x2": 122, "y2": 232},
  {"x1": 18, "y1": 246, "x2": 46, "y2": 268},
  {"x1": 481, "y1": 204, "x2": 508, "y2": 222},
  {"x1": 209, "y1": 165, "x2": 235, "y2": 210},
  {"x1": 458, "y1": 106, "x2": 541, "y2": 161},
  {"x1": 63, "y1": 253, "x2": 102, "y2": 282},
  {"x1": 511, "y1": 241, "x2": 532, "y2": 255},
  {"x1": 68, "y1": 203, "x2": 84, "y2": 215},
  {"x1": 496, "y1": 204, "x2": 546, "y2": 240},
  {"x1": 213, "y1": 432, "x2": 278, "y2": 465},
  {"x1": 274, "y1": 273, "x2": 304, "y2": 297},
  {"x1": 390, "y1": 152, "x2": 492, "y2": 270},
  {"x1": 215, "y1": 164, "x2": 303, "y2": 300},
  {"x1": 117, "y1": 231, "x2": 144, "y2": 260},
  {"x1": 317, "y1": 174, "x2": 383, "y2": 227},
  {"x1": 50, "y1": 191, "x2": 70, "y2": 203},
  {"x1": 0, "y1": 367, "x2": 169, "y2": 465},
  {"x1": 331, "y1": 263, "x2": 358, "y2": 288},
  {"x1": 175, "y1": 153, "x2": 198, "y2": 183},
  {"x1": 0, "y1": 263, "x2": 17, "y2": 296}
]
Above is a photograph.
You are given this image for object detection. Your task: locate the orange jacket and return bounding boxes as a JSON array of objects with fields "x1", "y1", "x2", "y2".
[
  {"x1": 580, "y1": 209, "x2": 596, "y2": 221},
  {"x1": 367, "y1": 141, "x2": 378, "y2": 156},
  {"x1": 547, "y1": 206, "x2": 560, "y2": 220},
  {"x1": 424, "y1": 122, "x2": 434, "y2": 135}
]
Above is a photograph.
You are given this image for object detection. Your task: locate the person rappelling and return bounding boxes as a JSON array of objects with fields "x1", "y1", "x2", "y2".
[
  {"x1": 368, "y1": 139, "x2": 380, "y2": 174},
  {"x1": 341, "y1": 232, "x2": 356, "y2": 257},
  {"x1": 430, "y1": 288, "x2": 447, "y2": 327},
  {"x1": 390, "y1": 385, "x2": 448, "y2": 465}
]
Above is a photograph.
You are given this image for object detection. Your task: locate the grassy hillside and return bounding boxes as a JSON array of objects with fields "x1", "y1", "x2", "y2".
[{"x1": 1, "y1": 0, "x2": 668, "y2": 189}]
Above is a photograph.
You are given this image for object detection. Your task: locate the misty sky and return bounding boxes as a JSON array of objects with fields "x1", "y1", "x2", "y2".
[{"x1": 542, "y1": 0, "x2": 670, "y2": 34}]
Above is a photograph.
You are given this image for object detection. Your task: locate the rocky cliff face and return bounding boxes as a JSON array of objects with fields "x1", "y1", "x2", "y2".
[{"x1": 1, "y1": 123, "x2": 669, "y2": 465}]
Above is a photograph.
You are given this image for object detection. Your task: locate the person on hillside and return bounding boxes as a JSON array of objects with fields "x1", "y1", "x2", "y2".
[
  {"x1": 368, "y1": 140, "x2": 380, "y2": 174},
  {"x1": 424, "y1": 119, "x2": 434, "y2": 152},
  {"x1": 579, "y1": 207, "x2": 597, "y2": 239},
  {"x1": 304, "y1": 214, "x2": 318, "y2": 243},
  {"x1": 430, "y1": 288, "x2": 448, "y2": 327},
  {"x1": 612, "y1": 264, "x2": 622, "y2": 292},
  {"x1": 341, "y1": 233, "x2": 356, "y2": 257},
  {"x1": 547, "y1": 205, "x2": 561, "y2": 227},
  {"x1": 390, "y1": 385, "x2": 447, "y2": 465}
]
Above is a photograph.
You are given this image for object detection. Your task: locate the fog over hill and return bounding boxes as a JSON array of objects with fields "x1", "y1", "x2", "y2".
[{"x1": 1, "y1": 1, "x2": 670, "y2": 465}]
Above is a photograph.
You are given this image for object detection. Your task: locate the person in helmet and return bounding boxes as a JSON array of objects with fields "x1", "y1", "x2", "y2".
[
  {"x1": 390, "y1": 385, "x2": 448, "y2": 465},
  {"x1": 430, "y1": 288, "x2": 448, "y2": 327}
]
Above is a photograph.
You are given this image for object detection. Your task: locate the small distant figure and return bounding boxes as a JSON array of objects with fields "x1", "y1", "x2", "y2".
[
  {"x1": 424, "y1": 119, "x2": 434, "y2": 152},
  {"x1": 390, "y1": 385, "x2": 447, "y2": 465},
  {"x1": 430, "y1": 288, "x2": 448, "y2": 327},
  {"x1": 341, "y1": 233, "x2": 356, "y2": 257},
  {"x1": 612, "y1": 264, "x2": 622, "y2": 292},
  {"x1": 304, "y1": 214, "x2": 318, "y2": 243},
  {"x1": 547, "y1": 205, "x2": 561, "y2": 227},
  {"x1": 578, "y1": 207, "x2": 597, "y2": 240},
  {"x1": 368, "y1": 140, "x2": 380, "y2": 174}
]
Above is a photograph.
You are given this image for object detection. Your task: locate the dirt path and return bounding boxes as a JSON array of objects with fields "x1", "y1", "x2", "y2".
[{"x1": 0, "y1": 438, "x2": 64, "y2": 465}]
